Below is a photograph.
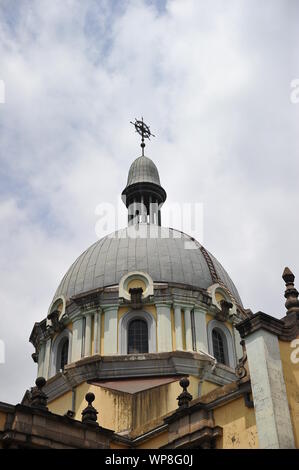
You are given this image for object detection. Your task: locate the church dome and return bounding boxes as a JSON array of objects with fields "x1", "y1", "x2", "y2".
[
  {"x1": 126, "y1": 156, "x2": 161, "y2": 187},
  {"x1": 53, "y1": 225, "x2": 242, "y2": 306}
]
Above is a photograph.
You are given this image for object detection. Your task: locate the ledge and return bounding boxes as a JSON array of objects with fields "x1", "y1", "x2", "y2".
[
  {"x1": 236, "y1": 311, "x2": 299, "y2": 341},
  {"x1": 44, "y1": 351, "x2": 238, "y2": 402}
]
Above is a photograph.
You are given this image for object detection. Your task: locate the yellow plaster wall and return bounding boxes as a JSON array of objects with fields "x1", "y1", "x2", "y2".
[
  {"x1": 74, "y1": 382, "x2": 132, "y2": 433},
  {"x1": 213, "y1": 396, "x2": 258, "y2": 449},
  {"x1": 279, "y1": 338, "x2": 299, "y2": 447},
  {"x1": 201, "y1": 380, "x2": 219, "y2": 396},
  {"x1": 47, "y1": 375, "x2": 200, "y2": 434},
  {"x1": 127, "y1": 279, "x2": 146, "y2": 292},
  {"x1": 118, "y1": 305, "x2": 157, "y2": 321},
  {"x1": 206, "y1": 313, "x2": 233, "y2": 333},
  {"x1": 48, "y1": 391, "x2": 73, "y2": 416},
  {"x1": 215, "y1": 292, "x2": 225, "y2": 303}
]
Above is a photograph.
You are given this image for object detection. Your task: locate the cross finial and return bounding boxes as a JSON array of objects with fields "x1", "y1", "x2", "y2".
[{"x1": 130, "y1": 117, "x2": 155, "y2": 156}]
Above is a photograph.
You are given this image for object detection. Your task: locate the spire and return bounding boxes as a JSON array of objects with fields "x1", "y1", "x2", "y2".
[
  {"x1": 282, "y1": 267, "x2": 299, "y2": 315},
  {"x1": 122, "y1": 119, "x2": 166, "y2": 226}
]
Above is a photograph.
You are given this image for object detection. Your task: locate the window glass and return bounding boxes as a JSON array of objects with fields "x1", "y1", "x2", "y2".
[
  {"x1": 128, "y1": 319, "x2": 148, "y2": 354},
  {"x1": 59, "y1": 339, "x2": 69, "y2": 371},
  {"x1": 212, "y1": 329, "x2": 227, "y2": 365}
]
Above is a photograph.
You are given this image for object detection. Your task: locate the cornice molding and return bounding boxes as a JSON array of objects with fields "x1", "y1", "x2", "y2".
[{"x1": 236, "y1": 311, "x2": 299, "y2": 341}]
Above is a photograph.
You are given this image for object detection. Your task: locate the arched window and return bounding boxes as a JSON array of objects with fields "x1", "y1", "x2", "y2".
[
  {"x1": 212, "y1": 329, "x2": 227, "y2": 365},
  {"x1": 49, "y1": 329, "x2": 72, "y2": 378},
  {"x1": 207, "y1": 319, "x2": 236, "y2": 368},
  {"x1": 59, "y1": 339, "x2": 69, "y2": 371},
  {"x1": 128, "y1": 319, "x2": 148, "y2": 354},
  {"x1": 119, "y1": 310, "x2": 156, "y2": 355}
]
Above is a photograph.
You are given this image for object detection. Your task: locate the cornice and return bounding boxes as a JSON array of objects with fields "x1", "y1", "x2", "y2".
[{"x1": 236, "y1": 311, "x2": 299, "y2": 341}]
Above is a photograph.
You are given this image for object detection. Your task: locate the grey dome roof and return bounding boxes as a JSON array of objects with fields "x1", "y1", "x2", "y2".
[
  {"x1": 126, "y1": 156, "x2": 161, "y2": 186},
  {"x1": 53, "y1": 225, "x2": 242, "y2": 306}
]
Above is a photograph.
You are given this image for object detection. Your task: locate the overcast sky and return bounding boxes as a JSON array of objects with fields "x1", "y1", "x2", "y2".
[{"x1": 0, "y1": 0, "x2": 298, "y2": 404}]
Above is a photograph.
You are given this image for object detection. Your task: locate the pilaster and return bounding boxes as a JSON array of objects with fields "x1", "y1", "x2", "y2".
[
  {"x1": 193, "y1": 306, "x2": 209, "y2": 353},
  {"x1": 156, "y1": 302, "x2": 172, "y2": 352},
  {"x1": 71, "y1": 316, "x2": 84, "y2": 362},
  {"x1": 103, "y1": 305, "x2": 118, "y2": 355},
  {"x1": 245, "y1": 329, "x2": 295, "y2": 448},
  {"x1": 174, "y1": 305, "x2": 183, "y2": 350}
]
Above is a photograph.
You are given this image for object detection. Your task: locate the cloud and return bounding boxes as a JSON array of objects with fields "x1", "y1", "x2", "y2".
[{"x1": 0, "y1": 0, "x2": 298, "y2": 403}]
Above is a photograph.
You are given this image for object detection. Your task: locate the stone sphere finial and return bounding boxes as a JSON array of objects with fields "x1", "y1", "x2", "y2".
[
  {"x1": 36, "y1": 377, "x2": 46, "y2": 389},
  {"x1": 86, "y1": 392, "x2": 95, "y2": 405},
  {"x1": 82, "y1": 392, "x2": 99, "y2": 426},
  {"x1": 30, "y1": 376, "x2": 48, "y2": 410},
  {"x1": 177, "y1": 377, "x2": 193, "y2": 409}
]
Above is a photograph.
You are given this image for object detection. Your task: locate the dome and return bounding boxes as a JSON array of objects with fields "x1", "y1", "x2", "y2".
[
  {"x1": 126, "y1": 156, "x2": 161, "y2": 187},
  {"x1": 53, "y1": 225, "x2": 242, "y2": 306}
]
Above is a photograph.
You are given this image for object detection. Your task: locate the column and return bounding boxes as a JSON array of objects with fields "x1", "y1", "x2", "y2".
[
  {"x1": 43, "y1": 338, "x2": 51, "y2": 380},
  {"x1": 245, "y1": 329, "x2": 295, "y2": 448},
  {"x1": 84, "y1": 313, "x2": 92, "y2": 357},
  {"x1": 93, "y1": 310, "x2": 101, "y2": 354},
  {"x1": 71, "y1": 317, "x2": 84, "y2": 362},
  {"x1": 174, "y1": 305, "x2": 183, "y2": 350},
  {"x1": 103, "y1": 305, "x2": 118, "y2": 355},
  {"x1": 141, "y1": 195, "x2": 146, "y2": 223},
  {"x1": 149, "y1": 196, "x2": 154, "y2": 224},
  {"x1": 156, "y1": 303, "x2": 172, "y2": 352},
  {"x1": 184, "y1": 307, "x2": 193, "y2": 351},
  {"x1": 194, "y1": 307, "x2": 209, "y2": 353},
  {"x1": 37, "y1": 342, "x2": 46, "y2": 377}
]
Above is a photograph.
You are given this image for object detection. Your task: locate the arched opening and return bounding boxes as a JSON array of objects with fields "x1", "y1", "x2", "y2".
[
  {"x1": 127, "y1": 319, "x2": 148, "y2": 354},
  {"x1": 212, "y1": 328, "x2": 228, "y2": 365},
  {"x1": 57, "y1": 338, "x2": 69, "y2": 373}
]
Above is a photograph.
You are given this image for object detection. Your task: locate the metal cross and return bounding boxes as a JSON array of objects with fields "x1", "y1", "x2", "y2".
[{"x1": 130, "y1": 117, "x2": 155, "y2": 156}]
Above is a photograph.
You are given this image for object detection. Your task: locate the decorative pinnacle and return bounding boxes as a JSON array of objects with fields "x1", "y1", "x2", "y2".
[
  {"x1": 282, "y1": 267, "x2": 295, "y2": 284},
  {"x1": 130, "y1": 117, "x2": 155, "y2": 156},
  {"x1": 81, "y1": 393, "x2": 99, "y2": 426},
  {"x1": 30, "y1": 377, "x2": 48, "y2": 410},
  {"x1": 177, "y1": 377, "x2": 193, "y2": 409},
  {"x1": 282, "y1": 267, "x2": 299, "y2": 315}
]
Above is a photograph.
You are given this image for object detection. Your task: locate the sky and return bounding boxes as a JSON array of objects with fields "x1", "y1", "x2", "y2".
[{"x1": 0, "y1": 0, "x2": 298, "y2": 404}]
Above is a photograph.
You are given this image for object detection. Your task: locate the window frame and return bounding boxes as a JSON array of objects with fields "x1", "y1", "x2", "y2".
[
  {"x1": 127, "y1": 318, "x2": 149, "y2": 354},
  {"x1": 49, "y1": 329, "x2": 72, "y2": 378},
  {"x1": 118, "y1": 310, "x2": 156, "y2": 355},
  {"x1": 207, "y1": 319, "x2": 236, "y2": 368},
  {"x1": 212, "y1": 328, "x2": 228, "y2": 365}
]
